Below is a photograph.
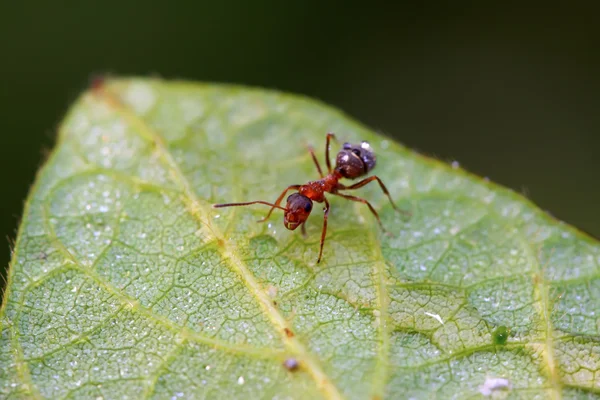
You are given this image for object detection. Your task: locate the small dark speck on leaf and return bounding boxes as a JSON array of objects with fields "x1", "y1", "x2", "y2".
[
  {"x1": 284, "y1": 328, "x2": 294, "y2": 338},
  {"x1": 283, "y1": 358, "x2": 299, "y2": 371}
]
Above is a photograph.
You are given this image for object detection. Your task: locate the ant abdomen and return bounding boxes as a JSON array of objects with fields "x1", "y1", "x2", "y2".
[{"x1": 335, "y1": 141, "x2": 376, "y2": 179}]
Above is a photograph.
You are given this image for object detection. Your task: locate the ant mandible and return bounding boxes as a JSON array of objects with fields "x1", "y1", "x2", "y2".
[{"x1": 213, "y1": 133, "x2": 408, "y2": 263}]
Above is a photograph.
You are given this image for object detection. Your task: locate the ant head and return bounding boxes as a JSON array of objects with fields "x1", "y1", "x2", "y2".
[
  {"x1": 283, "y1": 193, "x2": 313, "y2": 230},
  {"x1": 335, "y1": 141, "x2": 376, "y2": 179}
]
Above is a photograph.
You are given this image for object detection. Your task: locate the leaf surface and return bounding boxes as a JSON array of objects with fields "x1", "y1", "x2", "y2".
[{"x1": 1, "y1": 78, "x2": 599, "y2": 399}]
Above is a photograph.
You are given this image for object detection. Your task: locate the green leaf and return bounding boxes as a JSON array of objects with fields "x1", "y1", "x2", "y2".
[{"x1": 1, "y1": 78, "x2": 599, "y2": 400}]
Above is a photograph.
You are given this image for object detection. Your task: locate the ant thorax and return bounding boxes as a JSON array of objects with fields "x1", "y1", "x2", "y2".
[{"x1": 335, "y1": 141, "x2": 376, "y2": 179}]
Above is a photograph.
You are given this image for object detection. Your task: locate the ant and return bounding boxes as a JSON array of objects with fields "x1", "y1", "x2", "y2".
[{"x1": 213, "y1": 133, "x2": 408, "y2": 263}]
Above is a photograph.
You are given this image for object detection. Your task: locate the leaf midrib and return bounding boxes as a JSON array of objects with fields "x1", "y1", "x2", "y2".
[
  {"x1": 97, "y1": 85, "x2": 344, "y2": 400},
  {"x1": 521, "y1": 228, "x2": 562, "y2": 400},
  {"x1": 352, "y1": 201, "x2": 391, "y2": 399}
]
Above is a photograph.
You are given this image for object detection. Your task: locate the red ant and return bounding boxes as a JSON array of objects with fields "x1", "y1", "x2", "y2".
[{"x1": 213, "y1": 133, "x2": 408, "y2": 263}]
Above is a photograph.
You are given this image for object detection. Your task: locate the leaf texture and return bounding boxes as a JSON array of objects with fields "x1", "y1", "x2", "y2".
[{"x1": 1, "y1": 78, "x2": 599, "y2": 400}]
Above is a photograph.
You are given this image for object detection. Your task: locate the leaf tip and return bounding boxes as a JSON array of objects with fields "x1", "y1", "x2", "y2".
[{"x1": 89, "y1": 74, "x2": 107, "y2": 92}]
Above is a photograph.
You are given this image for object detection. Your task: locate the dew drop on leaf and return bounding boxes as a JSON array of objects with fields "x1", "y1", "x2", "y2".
[{"x1": 283, "y1": 358, "x2": 300, "y2": 372}]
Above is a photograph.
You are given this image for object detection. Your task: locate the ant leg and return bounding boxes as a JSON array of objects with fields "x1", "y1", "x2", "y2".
[
  {"x1": 325, "y1": 132, "x2": 336, "y2": 173},
  {"x1": 257, "y1": 185, "x2": 301, "y2": 223},
  {"x1": 333, "y1": 193, "x2": 386, "y2": 232},
  {"x1": 301, "y1": 222, "x2": 307, "y2": 238},
  {"x1": 339, "y1": 176, "x2": 411, "y2": 216},
  {"x1": 307, "y1": 145, "x2": 324, "y2": 178},
  {"x1": 317, "y1": 197, "x2": 330, "y2": 263}
]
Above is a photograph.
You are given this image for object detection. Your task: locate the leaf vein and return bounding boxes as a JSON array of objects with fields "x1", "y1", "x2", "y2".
[{"x1": 97, "y1": 87, "x2": 344, "y2": 400}]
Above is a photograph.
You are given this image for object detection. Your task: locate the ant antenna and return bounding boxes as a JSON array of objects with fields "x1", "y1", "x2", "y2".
[{"x1": 213, "y1": 201, "x2": 288, "y2": 212}]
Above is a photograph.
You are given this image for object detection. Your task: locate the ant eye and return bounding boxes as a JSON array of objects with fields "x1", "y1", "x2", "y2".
[
  {"x1": 304, "y1": 203, "x2": 312, "y2": 212},
  {"x1": 352, "y1": 149, "x2": 362, "y2": 156}
]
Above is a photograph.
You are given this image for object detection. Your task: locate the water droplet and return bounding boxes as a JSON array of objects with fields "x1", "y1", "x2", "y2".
[
  {"x1": 283, "y1": 358, "x2": 300, "y2": 371},
  {"x1": 237, "y1": 376, "x2": 245, "y2": 385}
]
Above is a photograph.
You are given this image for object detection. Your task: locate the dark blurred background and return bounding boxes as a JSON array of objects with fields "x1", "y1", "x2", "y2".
[{"x1": 1, "y1": 2, "x2": 599, "y2": 287}]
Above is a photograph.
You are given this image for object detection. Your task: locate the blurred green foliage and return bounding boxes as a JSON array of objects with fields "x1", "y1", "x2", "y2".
[{"x1": 1, "y1": 2, "x2": 599, "y2": 286}]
